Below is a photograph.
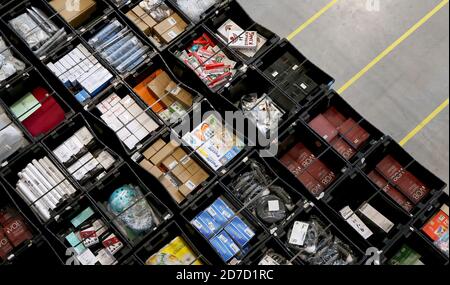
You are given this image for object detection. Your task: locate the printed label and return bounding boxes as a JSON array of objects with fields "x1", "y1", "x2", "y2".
[{"x1": 289, "y1": 221, "x2": 309, "y2": 246}]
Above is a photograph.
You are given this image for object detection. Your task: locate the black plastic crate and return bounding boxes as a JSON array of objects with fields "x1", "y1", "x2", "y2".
[
  {"x1": 130, "y1": 128, "x2": 217, "y2": 208},
  {"x1": 301, "y1": 90, "x2": 384, "y2": 164},
  {"x1": 81, "y1": 11, "x2": 156, "y2": 77},
  {"x1": 135, "y1": 220, "x2": 210, "y2": 265},
  {"x1": 170, "y1": 0, "x2": 230, "y2": 23},
  {"x1": 0, "y1": 68, "x2": 74, "y2": 141},
  {"x1": 276, "y1": 202, "x2": 365, "y2": 265},
  {"x1": 0, "y1": 144, "x2": 81, "y2": 225},
  {"x1": 171, "y1": 99, "x2": 249, "y2": 175},
  {"x1": 88, "y1": 163, "x2": 173, "y2": 247},
  {"x1": 2, "y1": 235, "x2": 62, "y2": 265},
  {"x1": 41, "y1": 113, "x2": 123, "y2": 190},
  {"x1": 43, "y1": 0, "x2": 114, "y2": 32},
  {"x1": 119, "y1": 0, "x2": 194, "y2": 51},
  {"x1": 0, "y1": 183, "x2": 44, "y2": 265},
  {"x1": 0, "y1": 29, "x2": 32, "y2": 90},
  {"x1": 323, "y1": 172, "x2": 412, "y2": 252},
  {"x1": 85, "y1": 81, "x2": 164, "y2": 155},
  {"x1": 219, "y1": 68, "x2": 299, "y2": 141},
  {"x1": 255, "y1": 40, "x2": 334, "y2": 108},
  {"x1": 45, "y1": 195, "x2": 132, "y2": 265},
  {"x1": 180, "y1": 183, "x2": 269, "y2": 265},
  {"x1": 269, "y1": 120, "x2": 350, "y2": 199},
  {"x1": 204, "y1": 0, "x2": 279, "y2": 64},
  {"x1": 382, "y1": 230, "x2": 448, "y2": 265},
  {"x1": 238, "y1": 236, "x2": 298, "y2": 265},
  {"x1": 220, "y1": 150, "x2": 307, "y2": 234},
  {"x1": 1, "y1": 0, "x2": 75, "y2": 60},
  {"x1": 359, "y1": 136, "x2": 447, "y2": 216},
  {"x1": 124, "y1": 55, "x2": 204, "y2": 128},
  {"x1": 169, "y1": 24, "x2": 245, "y2": 93}
]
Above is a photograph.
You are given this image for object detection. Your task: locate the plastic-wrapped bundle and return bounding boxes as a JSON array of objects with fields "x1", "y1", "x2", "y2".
[
  {"x1": 0, "y1": 107, "x2": 28, "y2": 163},
  {"x1": 88, "y1": 20, "x2": 124, "y2": 48},
  {"x1": 241, "y1": 94, "x2": 284, "y2": 137},
  {"x1": 108, "y1": 185, "x2": 157, "y2": 235},
  {"x1": 9, "y1": 13, "x2": 50, "y2": 51},
  {"x1": 0, "y1": 37, "x2": 26, "y2": 83},
  {"x1": 175, "y1": 0, "x2": 220, "y2": 22}
]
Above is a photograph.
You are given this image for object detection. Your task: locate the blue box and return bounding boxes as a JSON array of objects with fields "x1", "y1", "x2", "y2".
[
  {"x1": 191, "y1": 211, "x2": 221, "y2": 238},
  {"x1": 211, "y1": 198, "x2": 235, "y2": 222},
  {"x1": 225, "y1": 217, "x2": 255, "y2": 247},
  {"x1": 210, "y1": 231, "x2": 240, "y2": 262}
]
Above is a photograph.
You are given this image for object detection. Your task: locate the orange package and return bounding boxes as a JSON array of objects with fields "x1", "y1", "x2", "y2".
[
  {"x1": 133, "y1": 69, "x2": 166, "y2": 113},
  {"x1": 422, "y1": 205, "x2": 449, "y2": 241}
]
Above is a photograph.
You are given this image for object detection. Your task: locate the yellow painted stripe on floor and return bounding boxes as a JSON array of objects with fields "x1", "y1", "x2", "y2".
[
  {"x1": 287, "y1": 0, "x2": 339, "y2": 41},
  {"x1": 338, "y1": 0, "x2": 449, "y2": 94},
  {"x1": 399, "y1": 98, "x2": 449, "y2": 146}
]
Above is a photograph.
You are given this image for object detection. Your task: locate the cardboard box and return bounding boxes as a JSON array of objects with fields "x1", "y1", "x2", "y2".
[
  {"x1": 367, "y1": 171, "x2": 414, "y2": 212},
  {"x1": 140, "y1": 159, "x2": 164, "y2": 178},
  {"x1": 162, "y1": 155, "x2": 178, "y2": 171},
  {"x1": 173, "y1": 148, "x2": 188, "y2": 162},
  {"x1": 150, "y1": 140, "x2": 180, "y2": 165},
  {"x1": 142, "y1": 14, "x2": 157, "y2": 29},
  {"x1": 50, "y1": 0, "x2": 96, "y2": 28},
  {"x1": 323, "y1": 107, "x2": 346, "y2": 128},
  {"x1": 147, "y1": 71, "x2": 174, "y2": 106},
  {"x1": 338, "y1": 118, "x2": 370, "y2": 149},
  {"x1": 172, "y1": 164, "x2": 186, "y2": 178},
  {"x1": 186, "y1": 161, "x2": 201, "y2": 176},
  {"x1": 126, "y1": 10, "x2": 139, "y2": 23},
  {"x1": 135, "y1": 20, "x2": 151, "y2": 36},
  {"x1": 165, "y1": 82, "x2": 193, "y2": 107},
  {"x1": 132, "y1": 5, "x2": 147, "y2": 17},
  {"x1": 177, "y1": 170, "x2": 192, "y2": 184},
  {"x1": 154, "y1": 13, "x2": 187, "y2": 36},
  {"x1": 160, "y1": 177, "x2": 185, "y2": 204},
  {"x1": 309, "y1": 114, "x2": 338, "y2": 142},
  {"x1": 160, "y1": 25, "x2": 186, "y2": 44}
]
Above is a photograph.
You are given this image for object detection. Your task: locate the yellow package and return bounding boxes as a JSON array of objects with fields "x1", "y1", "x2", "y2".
[{"x1": 146, "y1": 236, "x2": 202, "y2": 265}]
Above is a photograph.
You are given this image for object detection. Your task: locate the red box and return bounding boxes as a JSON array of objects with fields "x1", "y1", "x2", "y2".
[
  {"x1": 323, "y1": 106, "x2": 346, "y2": 128},
  {"x1": 309, "y1": 114, "x2": 338, "y2": 142},
  {"x1": 422, "y1": 207, "x2": 449, "y2": 241},
  {"x1": 331, "y1": 138, "x2": 356, "y2": 160},
  {"x1": 338, "y1": 118, "x2": 370, "y2": 149},
  {"x1": 376, "y1": 155, "x2": 403, "y2": 181},
  {"x1": 288, "y1": 143, "x2": 316, "y2": 170},
  {"x1": 280, "y1": 154, "x2": 303, "y2": 177},
  {"x1": 367, "y1": 171, "x2": 414, "y2": 212},
  {"x1": 297, "y1": 171, "x2": 324, "y2": 196},
  {"x1": 392, "y1": 169, "x2": 430, "y2": 204},
  {"x1": 307, "y1": 159, "x2": 336, "y2": 188}
]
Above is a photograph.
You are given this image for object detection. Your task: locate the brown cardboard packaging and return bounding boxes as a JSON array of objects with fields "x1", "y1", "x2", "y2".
[
  {"x1": 172, "y1": 148, "x2": 188, "y2": 162},
  {"x1": 152, "y1": 139, "x2": 167, "y2": 152},
  {"x1": 126, "y1": 10, "x2": 139, "y2": 23},
  {"x1": 144, "y1": 139, "x2": 168, "y2": 160},
  {"x1": 160, "y1": 25, "x2": 185, "y2": 44},
  {"x1": 147, "y1": 71, "x2": 174, "y2": 106},
  {"x1": 142, "y1": 14, "x2": 157, "y2": 28},
  {"x1": 154, "y1": 14, "x2": 187, "y2": 36},
  {"x1": 297, "y1": 171, "x2": 324, "y2": 196},
  {"x1": 162, "y1": 156, "x2": 178, "y2": 171},
  {"x1": 160, "y1": 177, "x2": 185, "y2": 204},
  {"x1": 367, "y1": 171, "x2": 414, "y2": 212},
  {"x1": 50, "y1": 0, "x2": 97, "y2": 28},
  {"x1": 150, "y1": 140, "x2": 180, "y2": 165},
  {"x1": 165, "y1": 82, "x2": 193, "y2": 107},
  {"x1": 172, "y1": 164, "x2": 186, "y2": 179},
  {"x1": 179, "y1": 169, "x2": 209, "y2": 197},
  {"x1": 177, "y1": 170, "x2": 192, "y2": 184},
  {"x1": 143, "y1": 146, "x2": 157, "y2": 160},
  {"x1": 309, "y1": 114, "x2": 338, "y2": 142},
  {"x1": 132, "y1": 5, "x2": 147, "y2": 17},
  {"x1": 135, "y1": 20, "x2": 151, "y2": 36},
  {"x1": 186, "y1": 161, "x2": 201, "y2": 176},
  {"x1": 140, "y1": 160, "x2": 163, "y2": 178},
  {"x1": 323, "y1": 107, "x2": 346, "y2": 128},
  {"x1": 338, "y1": 118, "x2": 370, "y2": 149}
]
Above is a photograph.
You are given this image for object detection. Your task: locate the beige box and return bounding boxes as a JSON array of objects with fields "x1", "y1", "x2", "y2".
[
  {"x1": 150, "y1": 140, "x2": 180, "y2": 165},
  {"x1": 162, "y1": 155, "x2": 178, "y2": 171},
  {"x1": 160, "y1": 25, "x2": 185, "y2": 44},
  {"x1": 160, "y1": 177, "x2": 185, "y2": 204},
  {"x1": 132, "y1": 5, "x2": 147, "y2": 17},
  {"x1": 50, "y1": 0, "x2": 96, "y2": 28},
  {"x1": 139, "y1": 160, "x2": 163, "y2": 178},
  {"x1": 142, "y1": 14, "x2": 157, "y2": 29},
  {"x1": 165, "y1": 81, "x2": 193, "y2": 107},
  {"x1": 147, "y1": 71, "x2": 174, "y2": 106},
  {"x1": 154, "y1": 13, "x2": 185, "y2": 36}
]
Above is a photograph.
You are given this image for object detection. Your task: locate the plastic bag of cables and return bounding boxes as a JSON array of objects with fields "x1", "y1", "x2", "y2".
[
  {"x1": 231, "y1": 160, "x2": 295, "y2": 225},
  {"x1": 175, "y1": 0, "x2": 221, "y2": 22},
  {"x1": 286, "y1": 217, "x2": 355, "y2": 265},
  {"x1": 0, "y1": 37, "x2": 26, "y2": 83}
]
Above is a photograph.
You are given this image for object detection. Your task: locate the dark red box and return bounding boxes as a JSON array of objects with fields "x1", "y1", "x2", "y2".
[
  {"x1": 323, "y1": 106, "x2": 346, "y2": 128},
  {"x1": 338, "y1": 118, "x2": 370, "y2": 149},
  {"x1": 288, "y1": 143, "x2": 316, "y2": 170},
  {"x1": 376, "y1": 155, "x2": 403, "y2": 181},
  {"x1": 307, "y1": 159, "x2": 336, "y2": 188},
  {"x1": 392, "y1": 169, "x2": 430, "y2": 204},
  {"x1": 297, "y1": 171, "x2": 324, "y2": 196},
  {"x1": 367, "y1": 171, "x2": 414, "y2": 212},
  {"x1": 280, "y1": 154, "x2": 303, "y2": 177},
  {"x1": 331, "y1": 138, "x2": 356, "y2": 160},
  {"x1": 309, "y1": 114, "x2": 338, "y2": 142}
]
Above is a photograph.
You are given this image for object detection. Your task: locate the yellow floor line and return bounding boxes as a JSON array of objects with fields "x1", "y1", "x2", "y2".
[
  {"x1": 338, "y1": 0, "x2": 449, "y2": 94},
  {"x1": 287, "y1": 0, "x2": 339, "y2": 41},
  {"x1": 399, "y1": 98, "x2": 449, "y2": 146}
]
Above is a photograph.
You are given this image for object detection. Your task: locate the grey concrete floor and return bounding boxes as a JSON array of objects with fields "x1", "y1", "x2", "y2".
[{"x1": 238, "y1": 0, "x2": 449, "y2": 191}]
